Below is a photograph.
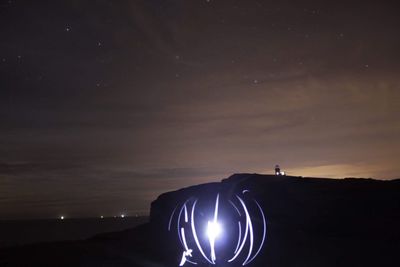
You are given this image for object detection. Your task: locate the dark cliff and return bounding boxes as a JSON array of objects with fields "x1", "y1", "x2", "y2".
[
  {"x1": 150, "y1": 173, "x2": 400, "y2": 267},
  {"x1": 1, "y1": 173, "x2": 399, "y2": 267}
]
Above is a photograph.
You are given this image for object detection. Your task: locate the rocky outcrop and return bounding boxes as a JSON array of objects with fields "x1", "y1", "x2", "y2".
[
  {"x1": 150, "y1": 173, "x2": 400, "y2": 267},
  {"x1": 1, "y1": 173, "x2": 399, "y2": 267}
]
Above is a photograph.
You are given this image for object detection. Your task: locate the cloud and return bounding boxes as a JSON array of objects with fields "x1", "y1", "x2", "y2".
[
  {"x1": 0, "y1": 162, "x2": 224, "y2": 218},
  {"x1": 1, "y1": 0, "x2": 399, "y2": 218},
  {"x1": 288, "y1": 162, "x2": 400, "y2": 180}
]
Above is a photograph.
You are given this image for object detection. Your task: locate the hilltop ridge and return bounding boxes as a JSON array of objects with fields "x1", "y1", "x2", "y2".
[{"x1": 1, "y1": 173, "x2": 399, "y2": 267}]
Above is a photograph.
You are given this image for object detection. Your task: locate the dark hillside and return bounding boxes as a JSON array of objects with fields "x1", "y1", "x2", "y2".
[{"x1": 1, "y1": 174, "x2": 399, "y2": 267}]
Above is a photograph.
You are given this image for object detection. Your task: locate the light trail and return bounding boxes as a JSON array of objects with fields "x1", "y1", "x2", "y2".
[{"x1": 191, "y1": 200, "x2": 213, "y2": 264}]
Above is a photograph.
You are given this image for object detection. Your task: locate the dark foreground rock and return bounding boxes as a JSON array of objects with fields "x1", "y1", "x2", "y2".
[{"x1": 1, "y1": 173, "x2": 400, "y2": 267}]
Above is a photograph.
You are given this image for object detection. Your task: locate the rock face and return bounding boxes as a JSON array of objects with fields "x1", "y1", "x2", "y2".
[
  {"x1": 1, "y1": 173, "x2": 400, "y2": 267},
  {"x1": 150, "y1": 173, "x2": 400, "y2": 267}
]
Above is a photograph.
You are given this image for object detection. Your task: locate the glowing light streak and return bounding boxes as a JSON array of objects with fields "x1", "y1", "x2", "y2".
[
  {"x1": 191, "y1": 200, "x2": 213, "y2": 264},
  {"x1": 177, "y1": 203, "x2": 187, "y2": 246},
  {"x1": 185, "y1": 257, "x2": 197, "y2": 265},
  {"x1": 246, "y1": 200, "x2": 267, "y2": 265},
  {"x1": 208, "y1": 194, "x2": 220, "y2": 263},
  {"x1": 181, "y1": 227, "x2": 190, "y2": 252},
  {"x1": 228, "y1": 196, "x2": 249, "y2": 263},
  {"x1": 179, "y1": 228, "x2": 197, "y2": 267},
  {"x1": 241, "y1": 195, "x2": 254, "y2": 266},
  {"x1": 180, "y1": 249, "x2": 194, "y2": 266},
  {"x1": 229, "y1": 200, "x2": 241, "y2": 216},
  {"x1": 184, "y1": 204, "x2": 188, "y2": 223},
  {"x1": 234, "y1": 221, "x2": 242, "y2": 254},
  {"x1": 168, "y1": 205, "x2": 178, "y2": 231}
]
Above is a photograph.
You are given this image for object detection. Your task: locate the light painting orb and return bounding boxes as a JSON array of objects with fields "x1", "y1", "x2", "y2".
[{"x1": 168, "y1": 191, "x2": 267, "y2": 266}]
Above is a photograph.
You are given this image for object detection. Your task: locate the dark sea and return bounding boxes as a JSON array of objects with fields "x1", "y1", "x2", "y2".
[{"x1": 0, "y1": 216, "x2": 148, "y2": 248}]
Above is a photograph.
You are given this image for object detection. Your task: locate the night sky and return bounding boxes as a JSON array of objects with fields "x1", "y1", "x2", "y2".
[{"x1": 1, "y1": 0, "x2": 399, "y2": 219}]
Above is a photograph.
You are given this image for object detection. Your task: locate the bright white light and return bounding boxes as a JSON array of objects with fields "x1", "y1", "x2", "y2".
[
  {"x1": 207, "y1": 221, "x2": 222, "y2": 240},
  {"x1": 100, "y1": 216, "x2": 104, "y2": 219},
  {"x1": 281, "y1": 171, "x2": 285, "y2": 175},
  {"x1": 121, "y1": 214, "x2": 125, "y2": 218},
  {"x1": 60, "y1": 216, "x2": 64, "y2": 220},
  {"x1": 208, "y1": 194, "x2": 221, "y2": 263}
]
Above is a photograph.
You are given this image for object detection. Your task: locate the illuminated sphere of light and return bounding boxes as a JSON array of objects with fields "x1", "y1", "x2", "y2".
[{"x1": 169, "y1": 191, "x2": 267, "y2": 266}]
